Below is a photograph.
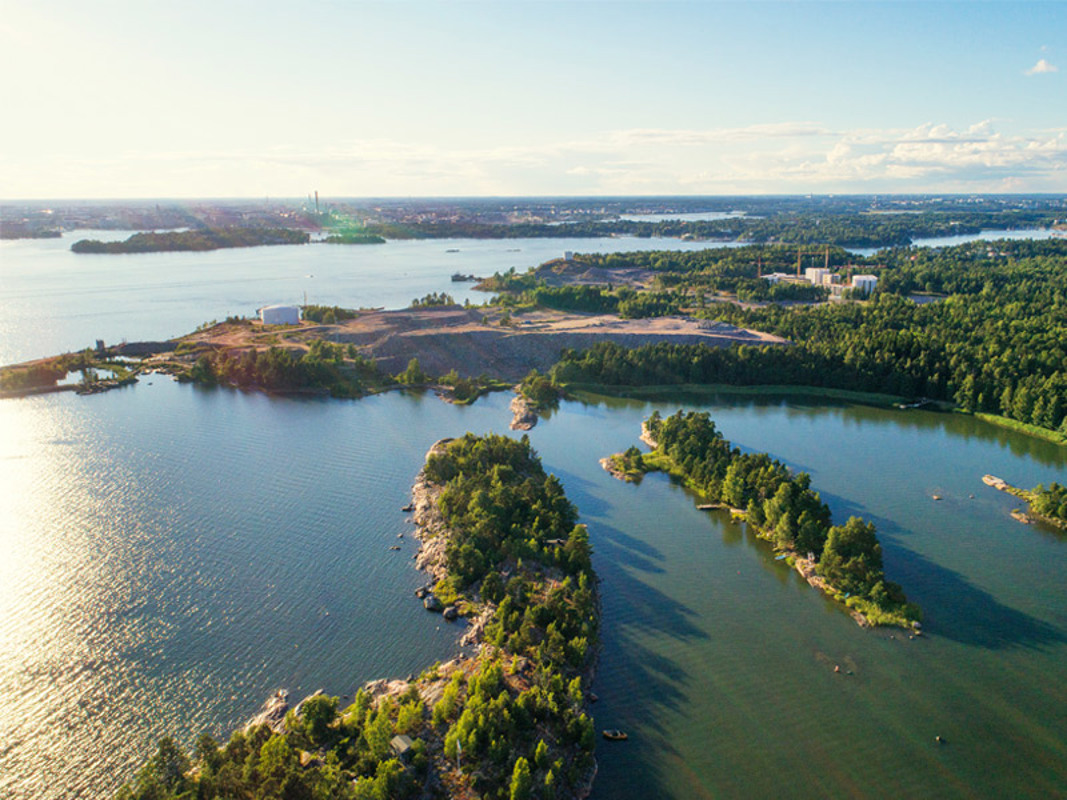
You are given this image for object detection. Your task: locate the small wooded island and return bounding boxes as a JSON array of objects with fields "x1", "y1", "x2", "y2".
[
  {"x1": 115, "y1": 433, "x2": 599, "y2": 800},
  {"x1": 604, "y1": 411, "x2": 922, "y2": 629},
  {"x1": 71, "y1": 226, "x2": 309, "y2": 253}
]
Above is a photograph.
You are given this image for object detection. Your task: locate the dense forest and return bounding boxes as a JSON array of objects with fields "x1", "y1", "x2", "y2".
[
  {"x1": 546, "y1": 240, "x2": 1067, "y2": 440},
  {"x1": 115, "y1": 434, "x2": 597, "y2": 800},
  {"x1": 637, "y1": 411, "x2": 919, "y2": 627},
  {"x1": 71, "y1": 227, "x2": 309, "y2": 253},
  {"x1": 358, "y1": 209, "x2": 1061, "y2": 248}
]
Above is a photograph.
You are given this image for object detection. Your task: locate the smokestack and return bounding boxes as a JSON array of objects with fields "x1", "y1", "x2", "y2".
[{"x1": 314, "y1": 191, "x2": 319, "y2": 212}]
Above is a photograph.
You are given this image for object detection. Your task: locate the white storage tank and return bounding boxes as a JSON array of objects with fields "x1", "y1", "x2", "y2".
[{"x1": 260, "y1": 304, "x2": 301, "y2": 325}]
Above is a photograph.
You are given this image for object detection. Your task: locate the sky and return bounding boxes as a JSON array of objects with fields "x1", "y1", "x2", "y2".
[{"x1": 1, "y1": 0, "x2": 1065, "y2": 198}]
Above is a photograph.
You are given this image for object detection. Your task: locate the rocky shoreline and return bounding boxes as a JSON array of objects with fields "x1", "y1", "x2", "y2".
[
  {"x1": 509, "y1": 391, "x2": 539, "y2": 430},
  {"x1": 983, "y1": 474, "x2": 1067, "y2": 531}
]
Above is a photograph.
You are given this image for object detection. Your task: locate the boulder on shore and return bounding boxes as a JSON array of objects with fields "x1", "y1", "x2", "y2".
[
  {"x1": 423, "y1": 594, "x2": 444, "y2": 612},
  {"x1": 246, "y1": 689, "x2": 290, "y2": 733}
]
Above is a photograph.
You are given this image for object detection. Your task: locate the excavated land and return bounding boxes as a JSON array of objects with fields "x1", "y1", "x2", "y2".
[{"x1": 176, "y1": 305, "x2": 788, "y2": 382}]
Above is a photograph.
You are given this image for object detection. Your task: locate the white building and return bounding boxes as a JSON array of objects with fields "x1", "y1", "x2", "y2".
[
  {"x1": 804, "y1": 267, "x2": 831, "y2": 286},
  {"x1": 851, "y1": 275, "x2": 878, "y2": 295},
  {"x1": 260, "y1": 304, "x2": 301, "y2": 325},
  {"x1": 763, "y1": 272, "x2": 792, "y2": 284}
]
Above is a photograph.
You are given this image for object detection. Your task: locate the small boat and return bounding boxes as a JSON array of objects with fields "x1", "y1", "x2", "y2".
[
  {"x1": 774, "y1": 554, "x2": 788, "y2": 561},
  {"x1": 389, "y1": 545, "x2": 401, "y2": 551},
  {"x1": 602, "y1": 729, "x2": 628, "y2": 741},
  {"x1": 401, "y1": 503, "x2": 414, "y2": 512}
]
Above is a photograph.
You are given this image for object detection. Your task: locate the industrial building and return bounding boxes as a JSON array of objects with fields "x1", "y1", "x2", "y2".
[{"x1": 259, "y1": 304, "x2": 301, "y2": 325}]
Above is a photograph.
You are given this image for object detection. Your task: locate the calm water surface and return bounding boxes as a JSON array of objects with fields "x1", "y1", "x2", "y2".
[
  {"x1": 2, "y1": 234, "x2": 1066, "y2": 799},
  {"x1": 1, "y1": 383, "x2": 1065, "y2": 799},
  {"x1": 0, "y1": 233, "x2": 717, "y2": 365}
]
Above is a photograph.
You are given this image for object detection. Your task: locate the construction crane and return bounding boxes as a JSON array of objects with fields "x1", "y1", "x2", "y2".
[{"x1": 796, "y1": 245, "x2": 831, "y2": 277}]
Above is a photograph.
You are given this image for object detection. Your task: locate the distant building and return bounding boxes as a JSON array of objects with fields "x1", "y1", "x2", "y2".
[
  {"x1": 564, "y1": 251, "x2": 574, "y2": 260},
  {"x1": 259, "y1": 304, "x2": 300, "y2": 325},
  {"x1": 851, "y1": 275, "x2": 878, "y2": 295},
  {"x1": 763, "y1": 272, "x2": 792, "y2": 284},
  {"x1": 804, "y1": 267, "x2": 831, "y2": 286}
]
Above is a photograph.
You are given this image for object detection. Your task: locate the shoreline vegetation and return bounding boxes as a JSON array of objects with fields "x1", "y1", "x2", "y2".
[
  {"x1": 604, "y1": 411, "x2": 922, "y2": 629},
  {"x1": 115, "y1": 434, "x2": 600, "y2": 800},
  {"x1": 982, "y1": 475, "x2": 1067, "y2": 531}
]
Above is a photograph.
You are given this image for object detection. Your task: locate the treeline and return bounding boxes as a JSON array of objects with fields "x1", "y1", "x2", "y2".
[
  {"x1": 734, "y1": 278, "x2": 827, "y2": 303},
  {"x1": 695, "y1": 240, "x2": 1067, "y2": 435},
  {"x1": 410, "y1": 292, "x2": 455, "y2": 308},
  {"x1": 321, "y1": 232, "x2": 386, "y2": 244},
  {"x1": 71, "y1": 227, "x2": 309, "y2": 253},
  {"x1": 360, "y1": 210, "x2": 1060, "y2": 248},
  {"x1": 187, "y1": 341, "x2": 389, "y2": 398},
  {"x1": 301, "y1": 304, "x2": 359, "y2": 324},
  {"x1": 644, "y1": 411, "x2": 919, "y2": 626},
  {"x1": 549, "y1": 240, "x2": 1067, "y2": 437},
  {"x1": 186, "y1": 346, "x2": 500, "y2": 405},
  {"x1": 490, "y1": 283, "x2": 683, "y2": 320}
]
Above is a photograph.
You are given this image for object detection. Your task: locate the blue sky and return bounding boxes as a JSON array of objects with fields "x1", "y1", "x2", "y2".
[{"x1": 1, "y1": 1, "x2": 1064, "y2": 197}]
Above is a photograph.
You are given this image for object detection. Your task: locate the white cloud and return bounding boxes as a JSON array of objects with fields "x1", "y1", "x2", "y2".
[
  {"x1": 1025, "y1": 58, "x2": 1058, "y2": 75},
  {"x1": 6, "y1": 119, "x2": 1067, "y2": 197}
]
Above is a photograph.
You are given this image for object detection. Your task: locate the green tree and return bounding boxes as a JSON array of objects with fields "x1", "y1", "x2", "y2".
[
  {"x1": 510, "y1": 756, "x2": 533, "y2": 800},
  {"x1": 817, "y1": 517, "x2": 884, "y2": 595},
  {"x1": 301, "y1": 694, "x2": 339, "y2": 745}
]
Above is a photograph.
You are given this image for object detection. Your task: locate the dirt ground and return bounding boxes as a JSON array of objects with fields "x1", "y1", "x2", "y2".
[{"x1": 177, "y1": 305, "x2": 787, "y2": 381}]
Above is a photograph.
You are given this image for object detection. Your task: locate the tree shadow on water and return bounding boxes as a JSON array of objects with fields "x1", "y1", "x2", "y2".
[
  {"x1": 821, "y1": 491, "x2": 1066, "y2": 651},
  {"x1": 890, "y1": 547, "x2": 1065, "y2": 651},
  {"x1": 588, "y1": 521, "x2": 711, "y2": 799}
]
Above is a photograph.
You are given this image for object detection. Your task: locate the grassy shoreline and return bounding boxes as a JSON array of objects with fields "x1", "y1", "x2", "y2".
[
  {"x1": 564, "y1": 381, "x2": 908, "y2": 407},
  {"x1": 971, "y1": 412, "x2": 1067, "y2": 445},
  {"x1": 566, "y1": 381, "x2": 1067, "y2": 446}
]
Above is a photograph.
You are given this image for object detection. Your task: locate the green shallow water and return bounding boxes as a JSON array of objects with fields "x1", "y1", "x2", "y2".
[
  {"x1": 1, "y1": 384, "x2": 1065, "y2": 798},
  {"x1": 523, "y1": 392, "x2": 1067, "y2": 800}
]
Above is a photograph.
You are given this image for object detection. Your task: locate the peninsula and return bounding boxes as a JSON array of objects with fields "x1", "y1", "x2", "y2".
[{"x1": 114, "y1": 434, "x2": 600, "y2": 800}]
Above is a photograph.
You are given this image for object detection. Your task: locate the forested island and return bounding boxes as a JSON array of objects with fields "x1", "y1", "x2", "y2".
[
  {"x1": 116, "y1": 433, "x2": 598, "y2": 800},
  {"x1": 607, "y1": 411, "x2": 921, "y2": 628},
  {"x1": 322, "y1": 232, "x2": 386, "y2": 244},
  {"x1": 71, "y1": 227, "x2": 309, "y2": 253}
]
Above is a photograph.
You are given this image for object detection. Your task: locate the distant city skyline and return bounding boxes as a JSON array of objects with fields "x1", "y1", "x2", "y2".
[{"x1": 2, "y1": 1, "x2": 1064, "y2": 198}]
